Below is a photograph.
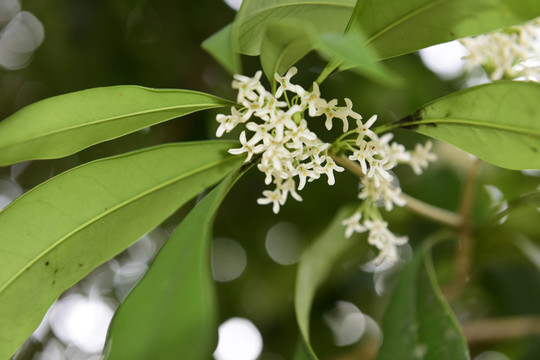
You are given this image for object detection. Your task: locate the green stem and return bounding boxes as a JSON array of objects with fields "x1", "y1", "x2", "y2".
[{"x1": 316, "y1": 59, "x2": 342, "y2": 85}]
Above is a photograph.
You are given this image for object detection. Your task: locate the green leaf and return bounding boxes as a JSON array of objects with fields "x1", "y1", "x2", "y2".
[
  {"x1": 0, "y1": 141, "x2": 243, "y2": 359},
  {"x1": 260, "y1": 22, "x2": 314, "y2": 85},
  {"x1": 295, "y1": 206, "x2": 357, "y2": 359},
  {"x1": 377, "y1": 241, "x2": 469, "y2": 360},
  {"x1": 293, "y1": 337, "x2": 317, "y2": 360},
  {"x1": 0, "y1": 86, "x2": 233, "y2": 166},
  {"x1": 352, "y1": 0, "x2": 540, "y2": 59},
  {"x1": 202, "y1": 23, "x2": 242, "y2": 75},
  {"x1": 389, "y1": 81, "x2": 540, "y2": 170},
  {"x1": 104, "y1": 164, "x2": 247, "y2": 359},
  {"x1": 315, "y1": 32, "x2": 403, "y2": 87},
  {"x1": 232, "y1": 0, "x2": 356, "y2": 56}
]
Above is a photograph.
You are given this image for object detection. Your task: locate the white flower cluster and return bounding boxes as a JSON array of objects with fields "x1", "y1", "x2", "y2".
[
  {"x1": 216, "y1": 68, "x2": 347, "y2": 214},
  {"x1": 338, "y1": 109, "x2": 437, "y2": 268},
  {"x1": 460, "y1": 19, "x2": 540, "y2": 81},
  {"x1": 216, "y1": 67, "x2": 437, "y2": 267}
]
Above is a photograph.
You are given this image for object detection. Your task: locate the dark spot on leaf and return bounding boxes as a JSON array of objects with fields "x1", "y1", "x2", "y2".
[
  {"x1": 397, "y1": 109, "x2": 424, "y2": 130},
  {"x1": 45, "y1": 261, "x2": 49, "y2": 266},
  {"x1": 52, "y1": 280, "x2": 56, "y2": 285},
  {"x1": 450, "y1": 31, "x2": 455, "y2": 37},
  {"x1": 532, "y1": 147, "x2": 538, "y2": 153},
  {"x1": 54, "y1": 269, "x2": 58, "y2": 274},
  {"x1": 78, "y1": 263, "x2": 84, "y2": 268}
]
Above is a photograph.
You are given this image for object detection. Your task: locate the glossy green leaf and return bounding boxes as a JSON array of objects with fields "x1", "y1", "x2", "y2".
[
  {"x1": 377, "y1": 241, "x2": 469, "y2": 360},
  {"x1": 389, "y1": 81, "x2": 540, "y2": 170},
  {"x1": 0, "y1": 86, "x2": 233, "y2": 166},
  {"x1": 202, "y1": 23, "x2": 242, "y2": 75},
  {"x1": 315, "y1": 33, "x2": 403, "y2": 87},
  {"x1": 260, "y1": 22, "x2": 314, "y2": 85},
  {"x1": 0, "y1": 141, "x2": 243, "y2": 359},
  {"x1": 295, "y1": 206, "x2": 356, "y2": 359},
  {"x1": 232, "y1": 0, "x2": 356, "y2": 56},
  {"x1": 104, "y1": 164, "x2": 247, "y2": 359},
  {"x1": 353, "y1": 0, "x2": 540, "y2": 59}
]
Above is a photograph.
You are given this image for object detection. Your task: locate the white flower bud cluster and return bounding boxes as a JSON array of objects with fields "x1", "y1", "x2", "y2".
[
  {"x1": 216, "y1": 67, "x2": 438, "y2": 268},
  {"x1": 460, "y1": 19, "x2": 540, "y2": 81}
]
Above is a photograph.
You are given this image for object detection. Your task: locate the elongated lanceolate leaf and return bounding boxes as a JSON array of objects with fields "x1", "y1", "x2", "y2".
[
  {"x1": 0, "y1": 86, "x2": 233, "y2": 166},
  {"x1": 232, "y1": 0, "x2": 356, "y2": 55},
  {"x1": 391, "y1": 81, "x2": 540, "y2": 170},
  {"x1": 0, "y1": 141, "x2": 243, "y2": 359},
  {"x1": 377, "y1": 241, "x2": 469, "y2": 360},
  {"x1": 353, "y1": 0, "x2": 540, "y2": 59},
  {"x1": 295, "y1": 206, "x2": 356, "y2": 359},
  {"x1": 104, "y1": 165, "x2": 247, "y2": 360},
  {"x1": 202, "y1": 23, "x2": 242, "y2": 75}
]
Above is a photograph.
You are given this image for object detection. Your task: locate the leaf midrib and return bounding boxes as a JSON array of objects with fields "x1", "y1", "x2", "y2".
[
  {"x1": 0, "y1": 154, "x2": 238, "y2": 295},
  {"x1": 365, "y1": 0, "x2": 451, "y2": 45},
  {"x1": 401, "y1": 118, "x2": 540, "y2": 137},
  {"x1": 0, "y1": 103, "x2": 227, "y2": 149}
]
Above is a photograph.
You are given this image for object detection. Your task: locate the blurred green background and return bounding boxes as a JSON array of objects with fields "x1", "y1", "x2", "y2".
[{"x1": 2, "y1": 1, "x2": 539, "y2": 359}]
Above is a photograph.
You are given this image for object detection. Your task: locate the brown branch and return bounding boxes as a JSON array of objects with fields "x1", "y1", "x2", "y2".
[
  {"x1": 462, "y1": 316, "x2": 540, "y2": 343},
  {"x1": 330, "y1": 153, "x2": 462, "y2": 227},
  {"x1": 444, "y1": 157, "x2": 482, "y2": 299}
]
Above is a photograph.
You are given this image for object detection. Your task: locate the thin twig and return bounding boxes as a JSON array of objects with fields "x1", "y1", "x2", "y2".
[
  {"x1": 444, "y1": 157, "x2": 482, "y2": 299},
  {"x1": 330, "y1": 153, "x2": 462, "y2": 227},
  {"x1": 462, "y1": 316, "x2": 540, "y2": 343}
]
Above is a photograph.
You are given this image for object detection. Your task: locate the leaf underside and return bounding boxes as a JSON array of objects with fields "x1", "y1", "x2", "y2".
[{"x1": 0, "y1": 141, "x2": 242, "y2": 359}]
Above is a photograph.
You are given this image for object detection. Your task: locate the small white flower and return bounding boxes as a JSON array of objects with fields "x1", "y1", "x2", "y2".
[
  {"x1": 257, "y1": 189, "x2": 283, "y2": 214},
  {"x1": 409, "y1": 140, "x2": 438, "y2": 175},
  {"x1": 274, "y1": 67, "x2": 299, "y2": 98},
  {"x1": 319, "y1": 157, "x2": 345, "y2": 185},
  {"x1": 334, "y1": 98, "x2": 361, "y2": 132},
  {"x1": 322, "y1": 98, "x2": 339, "y2": 130},
  {"x1": 228, "y1": 131, "x2": 264, "y2": 162},
  {"x1": 363, "y1": 219, "x2": 408, "y2": 265},
  {"x1": 293, "y1": 162, "x2": 319, "y2": 190},
  {"x1": 302, "y1": 82, "x2": 325, "y2": 117},
  {"x1": 342, "y1": 212, "x2": 367, "y2": 238},
  {"x1": 233, "y1": 71, "x2": 264, "y2": 102},
  {"x1": 355, "y1": 115, "x2": 378, "y2": 142},
  {"x1": 277, "y1": 178, "x2": 303, "y2": 203}
]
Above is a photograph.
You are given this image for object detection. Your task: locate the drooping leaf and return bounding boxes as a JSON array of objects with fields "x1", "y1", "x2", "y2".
[
  {"x1": 377, "y1": 241, "x2": 469, "y2": 360},
  {"x1": 202, "y1": 23, "x2": 242, "y2": 75},
  {"x1": 104, "y1": 164, "x2": 248, "y2": 360},
  {"x1": 388, "y1": 81, "x2": 540, "y2": 170},
  {"x1": 0, "y1": 141, "x2": 243, "y2": 359},
  {"x1": 260, "y1": 22, "x2": 314, "y2": 85},
  {"x1": 0, "y1": 86, "x2": 233, "y2": 166},
  {"x1": 352, "y1": 0, "x2": 540, "y2": 59},
  {"x1": 232, "y1": 0, "x2": 356, "y2": 56},
  {"x1": 315, "y1": 33, "x2": 403, "y2": 87},
  {"x1": 260, "y1": 22, "x2": 400, "y2": 89},
  {"x1": 295, "y1": 206, "x2": 357, "y2": 359}
]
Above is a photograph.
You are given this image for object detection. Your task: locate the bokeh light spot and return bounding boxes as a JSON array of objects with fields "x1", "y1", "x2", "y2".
[
  {"x1": 419, "y1": 41, "x2": 467, "y2": 80},
  {"x1": 212, "y1": 237, "x2": 247, "y2": 282},
  {"x1": 49, "y1": 294, "x2": 115, "y2": 354},
  {"x1": 265, "y1": 222, "x2": 305, "y2": 265},
  {"x1": 214, "y1": 318, "x2": 263, "y2": 360}
]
